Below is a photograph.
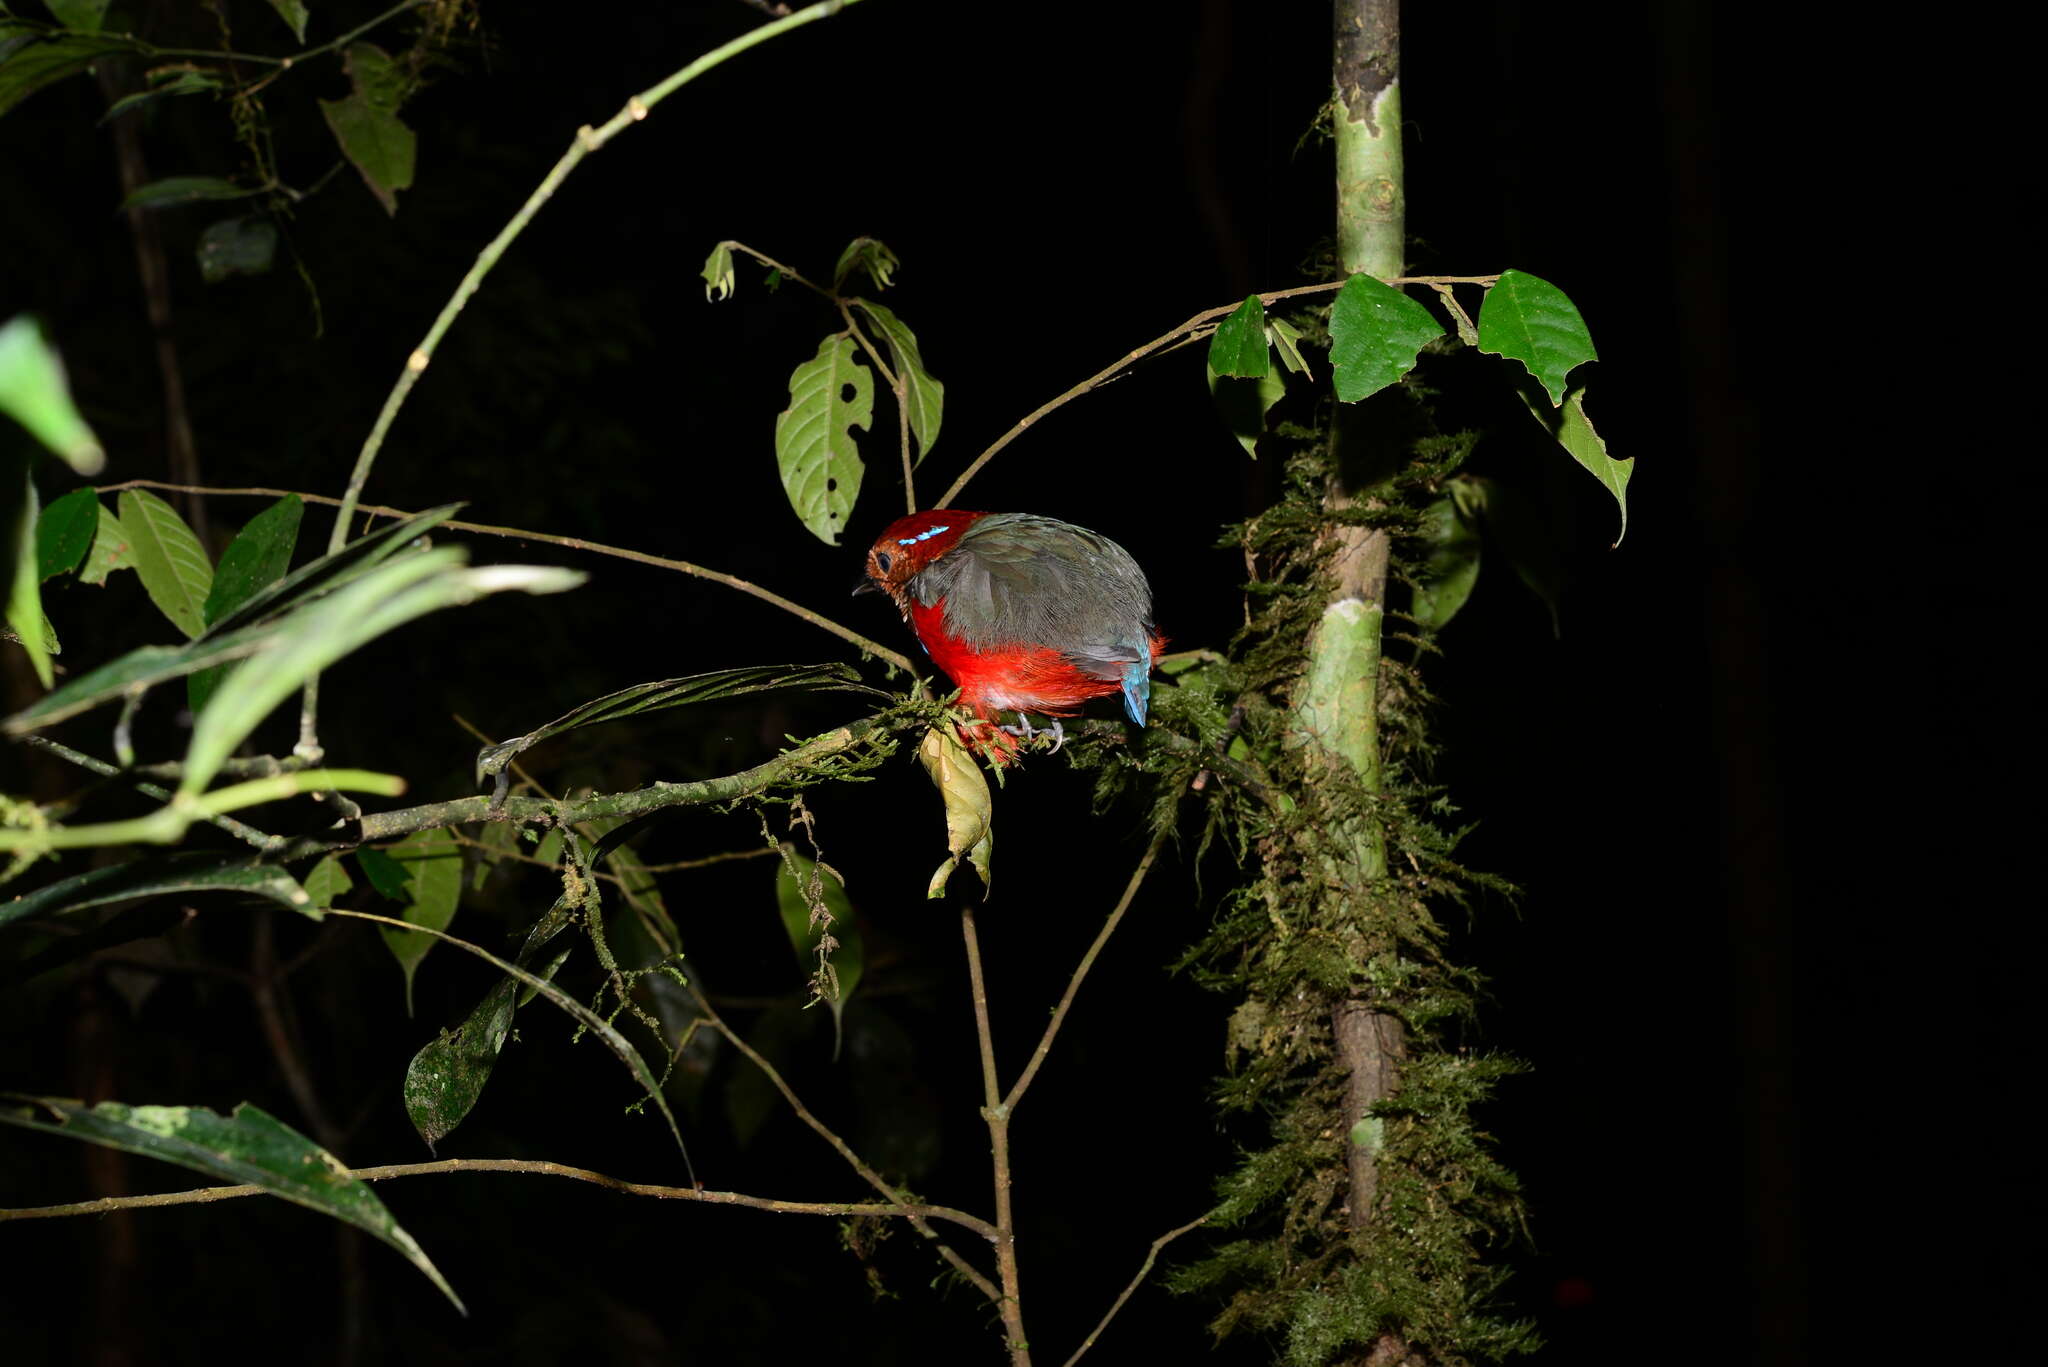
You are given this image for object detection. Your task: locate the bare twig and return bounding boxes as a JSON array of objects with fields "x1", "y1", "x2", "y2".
[
  {"x1": 1061, "y1": 1213, "x2": 1212, "y2": 1366},
  {"x1": 21, "y1": 737, "x2": 284, "y2": 853},
  {"x1": 962, "y1": 906, "x2": 1031, "y2": 1364}
]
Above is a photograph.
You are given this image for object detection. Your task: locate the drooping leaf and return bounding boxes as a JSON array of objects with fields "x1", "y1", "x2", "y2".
[
  {"x1": 377, "y1": 828, "x2": 463, "y2": 1015},
  {"x1": 1411, "y1": 492, "x2": 1482, "y2": 631},
  {"x1": 1554, "y1": 387, "x2": 1631, "y2": 547},
  {"x1": 0, "y1": 315, "x2": 105, "y2": 474},
  {"x1": 1206, "y1": 362, "x2": 1286, "y2": 460},
  {"x1": 320, "y1": 47, "x2": 414, "y2": 217},
  {"x1": 918, "y1": 726, "x2": 992, "y2": 899},
  {"x1": 832, "y1": 236, "x2": 898, "y2": 292},
  {"x1": 196, "y1": 215, "x2": 279, "y2": 283},
  {"x1": 402, "y1": 940, "x2": 570, "y2": 1150},
  {"x1": 0, "y1": 852, "x2": 317, "y2": 930},
  {"x1": 4, "y1": 466, "x2": 50, "y2": 686},
  {"x1": 43, "y1": 1, "x2": 114, "y2": 34},
  {"x1": 77, "y1": 501, "x2": 133, "y2": 584},
  {"x1": 353, "y1": 846, "x2": 410, "y2": 901},
  {"x1": 1329, "y1": 272, "x2": 1443, "y2": 403},
  {"x1": 775, "y1": 847, "x2": 863, "y2": 1050},
  {"x1": 100, "y1": 68, "x2": 222, "y2": 123},
  {"x1": 0, "y1": 1095, "x2": 463, "y2": 1312},
  {"x1": 120, "y1": 176, "x2": 263, "y2": 211},
  {"x1": 701, "y1": 241, "x2": 734, "y2": 301},
  {"x1": 851, "y1": 299, "x2": 944, "y2": 463},
  {"x1": 257, "y1": 0, "x2": 310, "y2": 44},
  {"x1": 774, "y1": 335, "x2": 872, "y2": 546},
  {"x1": 476, "y1": 662, "x2": 879, "y2": 781},
  {"x1": 35, "y1": 486, "x2": 96, "y2": 580},
  {"x1": 1477, "y1": 268, "x2": 1597, "y2": 406},
  {"x1": 118, "y1": 488, "x2": 212, "y2": 638},
  {"x1": 199, "y1": 502, "x2": 461, "y2": 639},
  {"x1": 302, "y1": 855, "x2": 352, "y2": 910},
  {"x1": 180, "y1": 549, "x2": 584, "y2": 795},
  {"x1": 1269, "y1": 317, "x2": 1312, "y2": 377},
  {"x1": 0, "y1": 29, "x2": 137, "y2": 119},
  {"x1": 1208, "y1": 295, "x2": 1270, "y2": 378}
]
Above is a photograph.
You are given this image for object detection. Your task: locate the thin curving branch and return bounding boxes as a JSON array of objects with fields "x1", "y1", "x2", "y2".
[
  {"x1": 1060, "y1": 1212, "x2": 1212, "y2": 1367},
  {"x1": 962, "y1": 906, "x2": 1031, "y2": 1365}
]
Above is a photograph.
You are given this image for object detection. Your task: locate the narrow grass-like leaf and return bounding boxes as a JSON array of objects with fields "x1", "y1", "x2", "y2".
[
  {"x1": 0, "y1": 853, "x2": 316, "y2": 930},
  {"x1": 120, "y1": 176, "x2": 260, "y2": 211},
  {"x1": 118, "y1": 489, "x2": 212, "y2": 638},
  {"x1": 77, "y1": 501, "x2": 133, "y2": 584},
  {"x1": 200, "y1": 502, "x2": 461, "y2": 639},
  {"x1": 851, "y1": 299, "x2": 944, "y2": 463},
  {"x1": 378, "y1": 829, "x2": 463, "y2": 1016},
  {"x1": 5, "y1": 468, "x2": 51, "y2": 686},
  {"x1": 774, "y1": 335, "x2": 871, "y2": 545},
  {"x1": 476, "y1": 662, "x2": 876, "y2": 780},
  {"x1": 1477, "y1": 268, "x2": 1597, "y2": 406},
  {"x1": 1329, "y1": 273, "x2": 1442, "y2": 403},
  {"x1": 0, "y1": 315, "x2": 104, "y2": 474},
  {"x1": 181, "y1": 550, "x2": 584, "y2": 794},
  {"x1": 1208, "y1": 295, "x2": 1270, "y2": 378},
  {"x1": 0, "y1": 1095, "x2": 462, "y2": 1312},
  {"x1": 918, "y1": 726, "x2": 992, "y2": 899},
  {"x1": 35, "y1": 486, "x2": 96, "y2": 581},
  {"x1": 1269, "y1": 318, "x2": 1312, "y2": 377}
]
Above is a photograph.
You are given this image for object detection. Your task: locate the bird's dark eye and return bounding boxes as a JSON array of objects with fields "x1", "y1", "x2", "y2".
[{"x1": 875, "y1": 551, "x2": 894, "y2": 574}]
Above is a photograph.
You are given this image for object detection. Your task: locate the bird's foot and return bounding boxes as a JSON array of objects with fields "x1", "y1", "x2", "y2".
[{"x1": 999, "y1": 713, "x2": 1065, "y2": 754}]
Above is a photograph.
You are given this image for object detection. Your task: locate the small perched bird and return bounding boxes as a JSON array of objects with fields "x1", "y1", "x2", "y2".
[{"x1": 857, "y1": 509, "x2": 1162, "y2": 749}]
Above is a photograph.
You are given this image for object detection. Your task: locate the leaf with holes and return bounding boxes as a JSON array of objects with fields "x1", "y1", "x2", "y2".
[
  {"x1": 0, "y1": 1095, "x2": 462, "y2": 1311},
  {"x1": 1477, "y1": 269, "x2": 1597, "y2": 406},
  {"x1": 117, "y1": 490, "x2": 213, "y2": 638},
  {"x1": 851, "y1": 299, "x2": 944, "y2": 463},
  {"x1": 1329, "y1": 273, "x2": 1442, "y2": 403},
  {"x1": 774, "y1": 336, "x2": 871, "y2": 545}
]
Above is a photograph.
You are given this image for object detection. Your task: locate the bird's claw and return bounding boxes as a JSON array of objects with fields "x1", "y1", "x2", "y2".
[{"x1": 999, "y1": 713, "x2": 1065, "y2": 754}]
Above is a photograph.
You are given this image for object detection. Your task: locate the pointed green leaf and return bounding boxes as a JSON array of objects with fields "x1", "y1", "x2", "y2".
[
  {"x1": 257, "y1": 0, "x2": 310, "y2": 43},
  {"x1": 1206, "y1": 362, "x2": 1286, "y2": 459},
  {"x1": 302, "y1": 855, "x2": 352, "y2": 910},
  {"x1": 0, "y1": 1095, "x2": 462, "y2": 1312},
  {"x1": 77, "y1": 501, "x2": 133, "y2": 584},
  {"x1": 196, "y1": 214, "x2": 278, "y2": 283},
  {"x1": 851, "y1": 299, "x2": 944, "y2": 463},
  {"x1": 775, "y1": 848, "x2": 862, "y2": 1001},
  {"x1": 774, "y1": 335, "x2": 871, "y2": 545},
  {"x1": 1329, "y1": 272, "x2": 1442, "y2": 402},
  {"x1": 403, "y1": 941, "x2": 570, "y2": 1150},
  {"x1": 120, "y1": 176, "x2": 261, "y2": 211},
  {"x1": 6, "y1": 615, "x2": 305, "y2": 735},
  {"x1": 117, "y1": 489, "x2": 212, "y2": 638},
  {"x1": 1269, "y1": 317, "x2": 1312, "y2": 378},
  {"x1": 0, "y1": 30, "x2": 137, "y2": 119},
  {"x1": 701, "y1": 241, "x2": 735, "y2": 301},
  {"x1": 100, "y1": 69, "x2": 222, "y2": 124},
  {"x1": 476, "y1": 662, "x2": 876, "y2": 780},
  {"x1": 0, "y1": 315, "x2": 105, "y2": 474},
  {"x1": 378, "y1": 828, "x2": 463, "y2": 1016},
  {"x1": 354, "y1": 846, "x2": 410, "y2": 901},
  {"x1": 1477, "y1": 269, "x2": 1597, "y2": 406},
  {"x1": 200, "y1": 502, "x2": 461, "y2": 639},
  {"x1": 44, "y1": 1, "x2": 114, "y2": 34},
  {"x1": 35, "y1": 486, "x2": 96, "y2": 580},
  {"x1": 320, "y1": 46, "x2": 413, "y2": 217},
  {"x1": 1555, "y1": 387, "x2": 1631, "y2": 546},
  {"x1": 1208, "y1": 295, "x2": 1270, "y2": 378},
  {"x1": 204, "y1": 494, "x2": 302, "y2": 626},
  {"x1": 832, "y1": 236, "x2": 898, "y2": 292},
  {"x1": 5, "y1": 468, "x2": 50, "y2": 686},
  {"x1": 0, "y1": 853, "x2": 317, "y2": 929},
  {"x1": 918, "y1": 726, "x2": 991, "y2": 899},
  {"x1": 1411, "y1": 493, "x2": 1481, "y2": 631}
]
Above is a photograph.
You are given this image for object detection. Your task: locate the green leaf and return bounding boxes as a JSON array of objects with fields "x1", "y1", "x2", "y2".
[
  {"x1": 918, "y1": 726, "x2": 991, "y2": 899},
  {"x1": 5, "y1": 466, "x2": 50, "y2": 686},
  {"x1": 476, "y1": 662, "x2": 877, "y2": 781},
  {"x1": 302, "y1": 854, "x2": 352, "y2": 910},
  {"x1": 1269, "y1": 317, "x2": 1312, "y2": 378},
  {"x1": 0, "y1": 853, "x2": 317, "y2": 930},
  {"x1": 6, "y1": 615, "x2": 315, "y2": 735},
  {"x1": 353, "y1": 846, "x2": 410, "y2": 901},
  {"x1": 377, "y1": 828, "x2": 462, "y2": 1015},
  {"x1": 851, "y1": 299, "x2": 944, "y2": 463},
  {"x1": 117, "y1": 488, "x2": 212, "y2": 638},
  {"x1": 44, "y1": 1, "x2": 114, "y2": 34},
  {"x1": 0, "y1": 315, "x2": 105, "y2": 474},
  {"x1": 701, "y1": 241, "x2": 734, "y2": 301},
  {"x1": 1207, "y1": 295, "x2": 1270, "y2": 378},
  {"x1": 196, "y1": 214, "x2": 278, "y2": 283},
  {"x1": 1477, "y1": 268, "x2": 1597, "y2": 406},
  {"x1": 320, "y1": 46, "x2": 414, "y2": 217},
  {"x1": 257, "y1": 0, "x2": 310, "y2": 43},
  {"x1": 0, "y1": 29, "x2": 136, "y2": 118},
  {"x1": 77, "y1": 501, "x2": 133, "y2": 584},
  {"x1": 0, "y1": 1095, "x2": 463, "y2": 1312},
  {"x1": 402, "y1": 939, "x2": 570, "y2": 1150},
  {"x1": 1329, "y1": 272, "x2": 1442, "y2": 403},
  {"x1": 180, "y1": 548, "x2": 583, "y2": 795},
  {"x1": 200, "y1": 501, "x2": 461, "y2": 639},
  {"x1": 1411, "y1": 492, "x2": 1481, "y2": 631},
  {"x1": 775, "y1": 848, "x2": 863, "y2": 1053},
  {"x1": 120, "y1": 176, "x2": 261, "y2": 211},
  {"x1": 832, "y1": 236, "x2": 898, "y2": 292},
  {"x1": 1206, "y1": 362, "x2": 1286, "y2": 460},
  {"x1": 774, "y1": 335, "x2": 871, "y2": 546},
  {"x1": 35, "y1": 486, "x2": 96, "y2": 580},
  {"x1": 204, "y1": 494, "x2": 302, "y2": 626},
  {"x1": 100, "y1": 68, "x2": 223, "y2": 124},
  {"x1": 1554, "y1": 387, "x2": 1631, "y2": 547}
]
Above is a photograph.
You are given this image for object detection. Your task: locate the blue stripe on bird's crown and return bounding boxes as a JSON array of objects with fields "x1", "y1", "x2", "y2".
[{"x1": 896, "y1": 524, "x2": 951, "y2": 546}]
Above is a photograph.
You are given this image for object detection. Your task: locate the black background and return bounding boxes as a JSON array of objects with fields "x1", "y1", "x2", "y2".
[{"x1": 1, "y1": 2, "x2": 1971, "y2": 1363}]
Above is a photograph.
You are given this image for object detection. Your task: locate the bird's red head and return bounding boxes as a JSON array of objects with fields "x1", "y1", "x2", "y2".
[{"x1": 859, "y1": 509, "x2": 989, "y2": 609}]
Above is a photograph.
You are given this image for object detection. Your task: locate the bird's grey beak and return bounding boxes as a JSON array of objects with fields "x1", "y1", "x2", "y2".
[{"x1": 852, "y1": 575, "x2": 880, "y2": 597}]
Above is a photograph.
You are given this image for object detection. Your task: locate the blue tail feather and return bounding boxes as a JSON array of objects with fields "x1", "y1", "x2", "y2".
[{"x1": 1120, "y1": 648, "x2": 1151, "y2": 726}]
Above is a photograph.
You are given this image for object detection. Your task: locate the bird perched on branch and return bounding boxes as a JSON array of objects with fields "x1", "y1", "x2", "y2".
[{"x1": 857, "y1": 509, "x2": 1163, "y2": 755}]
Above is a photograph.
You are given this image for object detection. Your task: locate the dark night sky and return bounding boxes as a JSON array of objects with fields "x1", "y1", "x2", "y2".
[{"x1": 3, "y1": 2, "x2": 1981, "y2": 1363}]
